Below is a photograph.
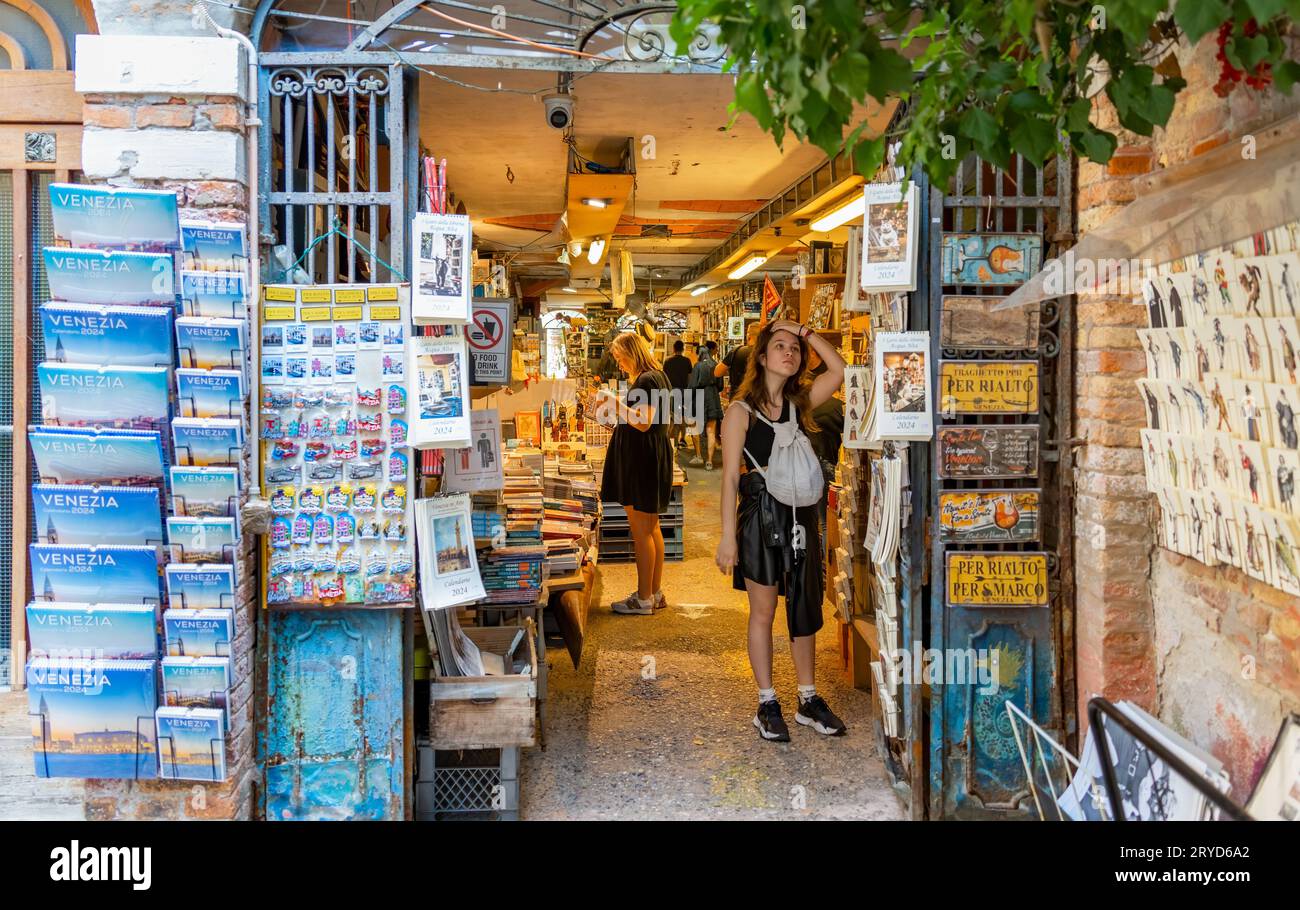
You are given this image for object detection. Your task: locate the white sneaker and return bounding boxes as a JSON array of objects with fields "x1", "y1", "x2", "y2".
[
  {"x1": 611, "y1": 591, "x2": 655, "y2": 615},
  {"x1": 653, "y1": 591, "x2": 668, "y2": 610},
  {"x1": 688, "y1": 456, "x2": 704, "y2": 467},
  {"x1": 704, "y1": 462, "x2": 713, "y2": 471}
]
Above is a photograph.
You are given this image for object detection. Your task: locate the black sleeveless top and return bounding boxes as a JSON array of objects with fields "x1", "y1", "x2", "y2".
[{"x1": 740, "y1": 401, "x2": 791, "y2": 471}]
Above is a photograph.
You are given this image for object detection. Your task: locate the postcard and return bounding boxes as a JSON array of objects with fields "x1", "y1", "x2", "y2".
[
  {"x1": 43, "y1": 247, "x2": 176, "y2": 305},
  {"x1": 1205, "y1": 487, "x2": 1241, "y2": 568},
  {"x1": 1232, "y1": 438, "x2": 1271, "y2": 508},
  {"x1": 1179, "y1": 381, "x2": 1212, "y2": 436},
  {"x1": 29, "y1": 427, "x2": 165, "y2": 485},
  {"x1": 180, "y1": 270, "x2": 246, "y2": 318},
  {"x1": 38, "y1": 363, "x2": 170, "y2": 429},
  {"x1": 1266, "y1": 447, "x2": 1299, "y2": 516},
  {"x1": 1203, "y1": 374, "x2": 1237, "y2": 435},
  {"x1": 164, "y1": 608, "x2": 235, "y2": 658},
  {"x1": 169, "y1": 466, "x2": 240, "y2": 518},
  {"x1": 28, "y1": 658, "x2": 159, "y2": 779},
  {"x1": 1265, "y1": 252, "x2": 1300, "y2": 318},
  {"x1": 1236, "y1": 501, "x2": 1275, "y2": 586},
  {"x1": 444, "y1": 408, "x2": 504, "y2": 492},
  {"x1": 1180, "y1": 488, "x2": 1214, "y2": 565},
  {"x1": 1235, "y1": 255, "x2": 1272, "y2": 317},
  {"x1": 1265, "y1": 381, "x2": 1300, "y2": 450},
  {"x1": 412, "y1": 212, "x2": 472, "y2": 323},
  {"x1": 1181, "y1": 435, "x2": 1213, "y2": 493},
  {"x1": 33, "y1": 484, "x2": 163, "y2": 548},
  {"x1": 408, "y1": 332, "x2": 471, "y2": 449},
  {"x1": 176, "y1": 317, "x2": 247, "y2": 371},
  {"x1": 1226, "y1": 317, "x2": 1273, "y2": 381},
  {"x1": 172, "y1": 418, "x2": 243, "y2": 467},
  {"x1": 26, "y1": 602, "x2": 157, "y2": 660},
  {"x1": 30, "y1": 543, "x2": 160, "y2": 605},
  {"x1": 1139, "y1": 429, "x2": 1166, "y2": 490},
  {"x1": 161, "y1": 656, "x2": 230, "y2": 724},
  {"x1": 1203, "y1": 316, "x2": 1236, "y2": 373},
  {"x1": 1202, "y1": 250, "x2": 1243, "y2": 315},
  {"x1": 180, "y1": 220, "x2": 247, "y2": 272},
  {"x1": 176, "y1": 368, "x2": 243, "y2": 419},
  {"x1": 156, "y1": 707, "x2": 227, "y2": 781},
  {"x1": 415, "y1": 493, "x2": 485, "y2": 610},
  {"x1": 1263, "y1": 318, "x2": 1299, "y2": 385},
  {"x1": 49, "y1": 182, "x2": 179, "y2": 251},
  {"x1": 164, "y1": 563, "x2": 236, "y2": 610},
  {"x1": 41, "y1": 304, "x2": 173, "y2": 367},
  {"x1": 167, "y1": 516, "x2": 239, "y2": 561},
  {"x1": 940, "y1": 233, "x2": 1042, "y2": 286},
  {"x1": 938, "y1": 489, "x2": 1040, "y2": 543},
  {"x1": 1261, "y1": 509, "x2": 1300, "y2": 596}
]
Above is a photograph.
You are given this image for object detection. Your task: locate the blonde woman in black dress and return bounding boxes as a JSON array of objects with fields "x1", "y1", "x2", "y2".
[{"x1": 595, "y1": 331, "x2": 674, "y2": 615}]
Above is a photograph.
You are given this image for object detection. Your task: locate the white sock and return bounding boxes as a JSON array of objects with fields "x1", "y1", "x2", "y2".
[
  {"x1": 798, "y1": 684, "x2": 817, "y2": 704},
  {"x1": 758, "y1": 687, "x2": 777, "y2": 705}
]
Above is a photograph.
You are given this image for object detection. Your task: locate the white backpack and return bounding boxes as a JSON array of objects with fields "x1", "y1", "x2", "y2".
[{"x1": 741, "y1": 400, "x2": 824, "y2": 508}]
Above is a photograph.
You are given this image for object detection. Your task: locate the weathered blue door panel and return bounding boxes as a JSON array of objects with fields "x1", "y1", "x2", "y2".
[{"x1": 265, "y1": 610, "x2": 404, "y2": 821}]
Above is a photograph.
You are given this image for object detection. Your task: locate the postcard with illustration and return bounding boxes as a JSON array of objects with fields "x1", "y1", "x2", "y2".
[
  {"x1": 1265, "y1": 252, "x2": 1300, "y2": 318},
  {"x1": 1266, "y1": 447, "x2": 1299, "y2": 516}
]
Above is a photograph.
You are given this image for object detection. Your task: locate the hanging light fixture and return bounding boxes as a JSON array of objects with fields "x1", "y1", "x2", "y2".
[
  {"x1": 809, "y1": 192, "x2": 865, "y2": 233},
  {"x1": 727, "y1": 254, "x2": 768, "y2": 280},
  {"x1": 690, "y1": 285, "x2": 711, "y2": 296},
  {"x1": 587, "y1": 237, "x2": 607, "y2": 265}
]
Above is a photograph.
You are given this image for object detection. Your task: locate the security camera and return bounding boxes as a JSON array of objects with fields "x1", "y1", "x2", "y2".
[{"x1": 543, "y1": 93, "x2": 573, "y2": 130}]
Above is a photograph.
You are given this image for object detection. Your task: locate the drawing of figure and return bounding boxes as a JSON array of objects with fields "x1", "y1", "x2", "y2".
[
  {"x1": 1144, "y1": 385, "x2": 1161, "y2": 429},
  {"x1": 1240, "y1": 445, "x2": 1260, "y2": 504},
  {"x1": 1277, "y1": 395, "x2": 1298, "y2": 448},
  {"x1": 1245, "y1": 516, "x2": 1264, "y2": 572},
  {"x1": 1277, "y1": 461, "x2": 1296, "y2": 511},
  {"x1": 1273, "y1": 525, "x2": 1299, "y2": 587},
  {"x1": 1169, "y1": 338, "x2": 1183, "y2": 377},
  {"x1": 1190, "y1": 499, "x2": 1204, "y2": 556},
  {"x1": 1212, "y1": 498, "x2": 1234, "y2": 561},
  {"x1": 1241, "y1": 386, "x2": 1262, "y2": 442},
  {"x1": 1195, "y1": 340, "x2": 1210, "y2": 380},
  {"x1": 1213, "y1": 438, "x2": 1231, "y2": 484},
  {"x1": 1167, "y1": 387, "x2": 1182, "y2": 428},
  {"x1": 1192, "y1": 275, "x2": 1211, "y2": 320},
  {"x1": 1183, "y1": 384, "x2": 1207, "y2": 429},
  {"x1": 1214, "y1": 259, "x2": 1232, "y2": 309},
  {"x1": 1280, "y1": 260, "x2": 1298, "y2": 315},
  {"x1": 1244, "y1": 323, "x2": 1263, "y2": 374},
  {"x1": 1145, "y1": 334, "x2": 1161, "y2": 378},
  {"x1": 1166, "y1": 438, "x2": 1179, "y2": 487},
  {"x1": 1213, "y1": 318, "x2": 1227, "y2": 367},
  {"x1": 1167, "y1": 277, "x2": 1184, "y2": 327},
  {"x1": 1279, "y1": 324, "x2": 1297, "y2": 383},
  {"x1": 477, "y1": 431, "x2": 495, "y2": 469},
  {"x1": 1146, "y1": 280, "x2": 1166, "y2": 328},
  {"x1": 1239, "y1": 263, "x2": 1265, "y2": 316}
]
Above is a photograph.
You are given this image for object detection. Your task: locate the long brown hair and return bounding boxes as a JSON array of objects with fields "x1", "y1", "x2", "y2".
[
  {"x1": 609, "y1": 330, "x2": 661, "y2": 375},
  {"x1": 737, "y1": 322, "x2": 820, "y2": 433}
]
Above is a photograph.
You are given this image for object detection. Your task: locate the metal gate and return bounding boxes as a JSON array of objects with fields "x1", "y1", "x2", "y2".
[{"x1": 927, "y1": 153, "x2": 1077, "y2": 818}]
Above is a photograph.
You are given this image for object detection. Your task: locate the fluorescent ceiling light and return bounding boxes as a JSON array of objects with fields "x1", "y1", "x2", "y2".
[
  {"x1": 809, "y1": 193, "x2": 865, "y2": 233},
  {"x1": 562, "y1": 287, "x2": 577, "y2": 293},
  {"x1": 587, "y1": 238, "x2": 607, "y2": 265},
  {"x1": 728, "y1": 255, "x2": 768, "y2": 280},
  {"x1": 581, "y1": 197, "x2": 611, "y2": 209},
  {"x1": 690, "y1": 285, "x2": 710, "y2": 297}
]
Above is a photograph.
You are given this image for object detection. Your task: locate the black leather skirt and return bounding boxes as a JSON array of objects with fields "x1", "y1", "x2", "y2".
[{"x1": 732, "y1": 471, "x2": 824, "y2": 639}]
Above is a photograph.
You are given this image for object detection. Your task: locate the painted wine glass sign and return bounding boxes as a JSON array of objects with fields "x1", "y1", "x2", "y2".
[
  {"x1": 945, "y1": 551, "x2": 1050, "y2": 607},
  {"x1": 940, "y1": 295, "x2": 1041, "y2": 350},
  {"x1": 940, "y1": 233, "x2": 1044, "y2": 286},
  {"x1": 939, "y1": 361, "x2": 1040, "y2": 414},
  {"x1": 939, "y1": 490, "x2": 1042, "y2": 543},
  {"x1": 936, "y1": 425, "x2": 1040, "y2": 479}
]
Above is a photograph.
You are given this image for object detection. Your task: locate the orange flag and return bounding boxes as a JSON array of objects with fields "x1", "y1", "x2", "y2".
[{"x1": 761, "y1": 273, "x2": 782, "y2": 323}]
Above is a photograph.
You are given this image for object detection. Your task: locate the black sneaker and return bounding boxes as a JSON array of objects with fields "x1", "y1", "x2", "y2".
[
  {"x1": 795, "y1": 695, "x2": 847, "y2": 736},
  {"x1": 753, "y1": 700, "x2": 791, "y2": 742}
]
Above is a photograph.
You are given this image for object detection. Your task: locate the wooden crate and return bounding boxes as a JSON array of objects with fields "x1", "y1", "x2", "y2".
[{"x1": 429, "y1": 622, "x2": 537, "y2": 750}]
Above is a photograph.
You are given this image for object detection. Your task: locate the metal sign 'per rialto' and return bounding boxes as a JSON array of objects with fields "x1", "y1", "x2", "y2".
[
  {"x1": 939, "y1": 360, "x2": 1040, "y2": 414},
  {"x1": 945, "y1": 552, "x2": 1049, "y2": 607}
]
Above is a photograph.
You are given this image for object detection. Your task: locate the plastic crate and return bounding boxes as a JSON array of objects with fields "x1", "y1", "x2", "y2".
[{"x1": 415, "y1": 741, "x2": 520, "y2": 821}]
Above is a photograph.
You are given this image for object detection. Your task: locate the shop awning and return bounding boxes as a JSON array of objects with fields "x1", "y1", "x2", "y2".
[{"x1": 994, "y1": 116, "x2": 1300, "y2": 311}]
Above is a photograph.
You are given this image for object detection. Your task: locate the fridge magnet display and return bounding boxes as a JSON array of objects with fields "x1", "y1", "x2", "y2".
[
  {"x1": 945, "y1": 551, "x2": 1050, "y2": 607},
  {"x1": 444, "y1": 408, "x2": 505, "y2": 492},
  {"x1": 33, "y1": 484, "x2": 162, "y2": 547},
  {"x1": 408, "y1": 331, "x2": 471, "y2": 449},
  {"x1": 940, "y1": 233, "x2": 1043, "y2": 286},
  {"x1": 176, "y1": 368, "x2": 243, "y2": 419},
  {"x1": 172, "y1": 418, "x2": 243, "y2": 467},
  {"x1": 28, "y1": 658, "x2": 159, "y2": 779},
  {"x1": 938, "y1": 490, "x2": 1042, "y2": 543},
  {"x1": 938, "y1": 361, "x2": 1040, "y2": 415},
  {"x1": 156, "y1": 707, "x2": 227, "y2": 781},
  {"x1": 161, "y1": 656, "x2": 230, "y2": 722},
  {"x1": 170, "y1": 466, "x2": 240, "y2": 518},
  {"x1": 859, "y1": 182, "x2": 920, "y2": 292},
  {"x1": 164, "y1": 563, "x2": 236, "y2": 610},
  {"x1": 411, "y1": 211, "x2": 472, "y2": 323},
  {"x1": 26, "y1": 602, "x2": 158, "y2": 660},
  {"x1": 43, "y1": 247, "x2": 175, "y2": 306},
  {"x1": 30, "y1": 427, "x2": 165, "y2": 486},
  {"x1": 936, "y1": 425, "x2": 1040, "y2": 479},
  {"x1": 940, "y1": 295, "x2": 1040, "y2": 350},
  {"x1": 30, "y1": 544, "x2": 160, "y2": 604},
  {"x1": 37, "y1": 364, "x2": 170, "y2": 429},
  {"x1": 167, "y1": 516, "x2": 239, "y2": 561},
  {"x1": 875, "y1": 331, "x2": 933, "y2": 440},
  {"x1": 41, "y1": 304, "x2": 173, "y2": 367},
  {"x1": 49, "y1": 183, "x2": 180, "y2": 251},
  {"x1": 176, "y1": 317, "x2": 247, "y2": 370},
  {"x1": 180, "y1": 220, "x2": 247, "y2": 272},
  {"x1": 164, "y1": 609, "x2": 235, "y2": 658},
  {"x1": 415, "y1": 493, "x2": 486, "y2": 610},
  {"x1": 180, "y1": 270, "x2": 246, "y2": 318}
]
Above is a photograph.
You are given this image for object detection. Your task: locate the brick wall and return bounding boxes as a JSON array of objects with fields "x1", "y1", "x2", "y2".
[
  {"x1": 1075, "y1": 30, "x2": 1300, "y2": 798},
  {"x1": 73, "y1": 26, "x2": 256, "y2": 820}
]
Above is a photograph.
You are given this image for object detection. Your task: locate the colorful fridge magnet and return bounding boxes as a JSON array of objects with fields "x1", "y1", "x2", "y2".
[
  {"x1": 360, "y1": 438, "x2": 385, "y2": 459},
  {"x1": 308, "y1": 461, "x2": 341, "y2": 482},
  {"x1": 344, "y1": 574, "x2": 365, "y2": 602},
  {"x1": 298, "y1": 486, "x2": 324, "y2": 514},
  {"x1": 335, "y1": 414, "x2": 357, "y2": 438},
  {"x1": 314, "y1": 551, "x2": 338, "y2": 574},
  {"x1": 347, "y1": 462, "x2": 379, "y2": 480},
  {"x1": 270, "y1": 517, "x2": 292, "y2": 549},
  {"x1": 267, "y1": 578, "x2": 291, "y2": 603},
  {"x1": 313, "y1": 514, "x2": 334, "y2": 545},
  {"x1": 261, "y1": 415, "x2": 283, "y2": 439},
  {"x1": 387, "y1": 386, "x2": 406, "y2": 414},
  {"x1": 381, "y1": 485, "x2": 406, "y2": 513},
  {"x1": 358, "y1": 412, "x2": 382, "y2": 433},
  {"x1": 336, "y1": 513, "x2": 356, "y2": 544},
  {"x1": 338, "y1": 549, "x2": 362, "y2": 574},
  {"x1": 317, "y1": 577, "x2": 344, "y2": 600},
  {"x1": 303, "y1": 441, "x2": 330, "y2": 462},
  {"x1": 388, "y1": 452, "x2": 408, "y2": 483},
  {"x1": 291, "y1": 514, "x2": 312, "y2": 545},
  {"x1": 293, "y1": 552, "x2": 316, "y2": 573},
  {"x1": 308, "y1": 414, "x2": 331, "y2": 439},
  {"x1": 333, "y1": 439, "x2": 358, "y2": 461},
  {"x1": 353, "y1": 485, "x2": 377, "y2": 513},
  {"x1": 269, "y1": 487, "x2": 295, "y2": 515},
  {"x1": 266, "y1": 464, "x2": 301, "y2": 485},
  {"x1": 325, "y1": 485, "x2": 350, "y2": 512},
  {"x1": 358, "y1": 387, "x2": 381, "y2": 408},
  {"x1": 389, "y1": 419, "x2": 408, "y2": 447},
  {"x1": 365, "y1": 552, "x2": 387, "y2": 575},
  {"x1": 384, "y1": 519, "x2": 406, "y2": 542},
  {"x1": 270, "y1": 552, "x2": 293, "y2": 576},
  {"x1": 290, "y1": 575, "x2": 309, "y2": 600},
  {"x1": 263, "y1": 388, "x2": 293, "y2": 410},
  {"x1": 359, "y1": 520, "x2": 381, "y2": 541},
  {"x1": 285, "y1": 416, "x2": 305, "y2": 439},
  {"x1": 325, "y1": 387, "x2": 352, "y2": 408},
  {"x1": 390, "y1": 550, "x2": 414, "y2": 574}
]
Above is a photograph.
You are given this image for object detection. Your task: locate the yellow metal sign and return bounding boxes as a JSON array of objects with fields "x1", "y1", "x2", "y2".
[
  {"x1": 939, "y1": 361, "x2": 1039, "y2": 414},
  {"x1": 945, "y1": 551, "x2": 1049, "y2": 607},
  {"x1": 263, "y1": 285, "x2": 297, "y2": 302},
  {"x1": 332, "y1": 304, "x2": 363, "y2": 321},
  {"x1": 369, "y1": 304, "x2": 401, "y2": 320},
  {"x1": 368, "y1": 285, "x2": 399, "y2": 302},
  {"x1": 300, "y1": 288, "x2": 333, "y2": 304},
  {"x1": 299, "y1": 305, "x2": 332, "y2": 322},
  {"x1": 262, "y1": 305, "x2": 296, "y2": 322},
  {"x1": 334, "y1": 288, "x2": 365, "y2": 304}
]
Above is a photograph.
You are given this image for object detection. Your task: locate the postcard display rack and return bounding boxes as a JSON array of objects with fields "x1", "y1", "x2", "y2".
[
  {"x1": 258, "y1": 283, "x2": 418, "y2": 608},
  {"x1": 1133, "y1": 222, "x2": 1300, "y2": 596},
  {"x1": 26, "y1": 184, "x2": 242, "y2": 783}
]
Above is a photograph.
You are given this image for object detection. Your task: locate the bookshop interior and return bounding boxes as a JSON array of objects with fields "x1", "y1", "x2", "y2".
[{"x1": 12, "y1": 17, "x2": 1300, "y2": 823}]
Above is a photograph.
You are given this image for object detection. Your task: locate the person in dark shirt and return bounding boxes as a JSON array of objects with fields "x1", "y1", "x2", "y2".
[
  {"x1": 662, "y1": 340, "x2": 693, "y2": 449},
  {"x1": 716, "y1": 321, "x2": 760, "y2": 398}
]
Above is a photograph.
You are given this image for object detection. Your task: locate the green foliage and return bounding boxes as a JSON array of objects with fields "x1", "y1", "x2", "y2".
[{"x1": 670, "y1": 0, "x2": 1298, "y2": 183}]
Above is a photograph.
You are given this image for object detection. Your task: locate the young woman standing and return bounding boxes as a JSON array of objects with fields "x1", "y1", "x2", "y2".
[
  {"x1": 596, "y1": 331, "x2": 674, "y2": 615},
  {"x1": 716, "y1": 319, "x2": 846, "y2": 741}
]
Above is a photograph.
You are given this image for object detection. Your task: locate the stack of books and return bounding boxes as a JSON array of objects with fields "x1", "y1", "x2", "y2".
[{"x1": 477, "y1": 544, "x2": 547, "y2": 604}]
